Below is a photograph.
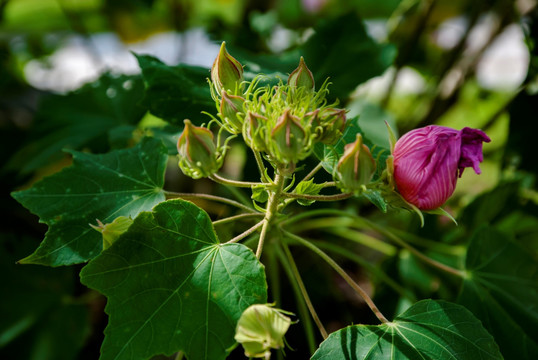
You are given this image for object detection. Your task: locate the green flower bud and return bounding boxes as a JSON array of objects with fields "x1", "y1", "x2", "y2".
[
  {"x1": 270, "y1": 109, "x2": 308, "y2": 164},
  {"x1": 211, "y1": 42, "x2": 243, "y2": 95},
  {"x1": 234, "y1": 304, "x2": 292, "y2": 359},
  {"x1": 317, "y1": 107, "x2": 347, "y2": 145},
  {"x1": 336, "y1": 133, "x2": 376, "y2": 191},
  {"x1": 177, "y1": 120, "x2": 222, "y2": 179},
  {"x1": 90, "y1": 216, "x2": 133, "y2": 250},
  {"x1": 243, "y1": 111, "x2": 268, "y2": 152},
  {"x1": 288, "y1": 56, "x2": 315, "y2": 91},
  {"x1": 220, "y1": 90, "x2": 245, "y2": 134}
]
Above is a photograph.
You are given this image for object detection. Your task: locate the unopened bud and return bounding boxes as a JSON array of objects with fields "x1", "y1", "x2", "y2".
[
  {"x1": 270, "y1": 109, "x2": 308, "y2": 164},
  {"x1": 336, "y1": 133, "x2": 376, "y2": 191},
  {"x1": 211, "y1": 42, "x2": 243, "y2": 95},
  {"x1": 220, "y1": 90, "x2": 245, "y2": 134},
  {"x1": 317, "y1": 108, "x2": 346, "y2": 145},
  {"x1": 177, "y1": 120, "x2": 222, "y2": 179},
  {"x1": 288, "y1": 56, "x2": 315, "y2": 91},
  {"x1": 235, "y1": 304, "x2": 293, "y2": 359},
  {"x1": 243, "y1": 111, "x2": 268, "y2": 152}
]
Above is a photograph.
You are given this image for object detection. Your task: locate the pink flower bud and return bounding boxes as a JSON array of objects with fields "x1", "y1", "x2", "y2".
[{"x1": 393, "y1": 125, "x2": 490, "y2": 210}]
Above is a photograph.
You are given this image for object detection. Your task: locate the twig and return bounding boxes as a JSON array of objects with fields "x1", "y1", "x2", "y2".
[
  {"x1": 164, "y1": 191, "x2": 257, "y2": 213},
  {"x1": 213, "y1": 213, "x2": 264, "y2": 226},
  {"x1": 209, "y1": 174, "x2": 270, "y2": 188},
  {"x1": 282, "y1": 192, "x2": 353, "y2": 202},
  {"x1": 281, "y1": 242, "x2": 328, "y2": 339},
  {"x1": 256, "y1": 172, "x2": 285, "y2": 258},
  {"x1": 283, "y1": 230, "x2": 389, "y2": 324},
  {"x1": 227, "y1": 220, "x2": 265, "y2": 243}
]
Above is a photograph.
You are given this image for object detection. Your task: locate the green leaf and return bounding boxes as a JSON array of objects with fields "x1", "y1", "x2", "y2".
[
  {"x1": 251, "y1": 185, "x2": 269, "y2": 203},
  {"x1": 136, "y1": 54, "x2": 214, "y2": 126},
  {"x1": 294, "y1": 179, "x2": 324, "y2": 206},
  {"x1": 0, "y1": 234, "x2": 90, "y2": 360},
  {"x1": 363, "y1": 189, "x2": 388, "y2": 212},
  {"x1": 312, "y1": 299, "x2": 502, "y2": 360},
  {"x1": 6, "y1": 73, "x2": 146, "y2": 175},
  {"x1": 80, "y1": 199, "x2": 267, "y2": 360},
  {"x1": 302, "y1": 13, "x2": 396, "y2": 100},
  {"x1": 11, "y1": 137, "x2": 168, "y2": 266},
  {"x1": 458, "y1": 226, "x2": 538, "y2": 359}
]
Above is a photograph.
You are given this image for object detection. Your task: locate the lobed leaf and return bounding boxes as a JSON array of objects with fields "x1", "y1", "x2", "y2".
[
  {"x1": 11, "y1": 137, "x2": 168, "y2": 266},
  {"x1": 80, "y1": 199, "x2": 267, "y2": 360},
  {"x1": 312, "y1": 299, "x2": 502, "y2": 360},
  {"x1": 136, "y1": 54, "x2": 214, "y2": 126},
  {"x1": 6, "y1": 73, "x2": 146, "y2": 175},
  {"x1": 458, "y1": 226, "x2": 538, "y2": 359}
]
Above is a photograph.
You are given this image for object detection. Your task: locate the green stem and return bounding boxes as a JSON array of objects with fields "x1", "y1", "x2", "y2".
[
  {"x1": 209, "y1": 173, "x2": 270, "y2": 188},
  {"x1": 164, "y1": 191, "x2": 256, "y2": 213},
  {"x1": 301, "y1": 162, "x2": 323, "y2": 183},
  {"x1": 213, "y1": 213, "x2": 264, "y2": 226},
  {"x1": 312, "y1": 240, "x2": 416, "y2": 302},
  {"x1": 364, "y1": 220, "x2": 465, "y2": 278},
  {"x1": 281, "y1": 242, "x2": 328, "y2": 339},
  {"x1": 274, "y1": 243, "x2": 317, "y2": 354},
  {"x1": 253, "y1": 150, "x2": 270, "y2": 183},
  {"x1": 227, "y1": 220, "x2": 265, "y2": 244},
  {"x1": 283, "y1": 209, "x2": 465, "y2": 278},
  {"x1": 283, "y1": 230, "x2": 389, "y2": 324},
  {"x1": 256, "y1": 170, "x2": 286, "y2": 259},
  {"x1": 282, "y1": 192, "x2": 353, "y2": 202}
]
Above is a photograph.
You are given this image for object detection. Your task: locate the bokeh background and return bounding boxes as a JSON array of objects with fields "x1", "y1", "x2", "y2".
[{"x1": 1, "y1": 0, "x2": 537, "y2": 359}]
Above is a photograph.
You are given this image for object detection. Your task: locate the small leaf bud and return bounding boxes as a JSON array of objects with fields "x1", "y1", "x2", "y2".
[
  {"x1": 211, "y1": 42, "x2": 243, "y2": 95},
  {"x1": 90, "y1": 216, "x2": 133, "y2": 250},
  {"x1": 220, "y1": 90, "x2": 245, "y2": 134},
  {"x1": 336, "y1": 133, "x2": 376, "y2": 191},
  {"x1": 243, "y1": 111, "x2": 269, "y2": 152},
  {"x1": 270, "y1": 109, "x2": 308, "y2": 164},
  {"x1": 235, "y1": 304, "x2": 293, "y2": 359},
  {"x1": 177, "y1": 120, "x2": 222, "y2": 179},
  {"x1": 288, "y1": 56, "x2": 315, "y2": 91}
]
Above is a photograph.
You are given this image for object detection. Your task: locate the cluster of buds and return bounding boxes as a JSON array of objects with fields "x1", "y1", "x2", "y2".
[{"x1": 176, "y1": 42, "x2": 375, "y2": 188}]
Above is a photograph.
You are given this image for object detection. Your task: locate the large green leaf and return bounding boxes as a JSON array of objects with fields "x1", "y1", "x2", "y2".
[
  {"x1": 302, "y1": 13, "x2": 396, "y2": 100},
  {"x1": 11, "y1": 137, "x2": 168, "y2": 266},
  {"x1": 6, "y1": 73, "x2": 146, "y2": 175},
  {"x1": 458, "y1": 226, "x2": 538, "y2": 359},
  {"x1": 312, "y1": 299, "x2": 502, "y2": 360},
  {"x1": 136, "y1": 54, "x2": 214, "y2": 126},
  {"x1": 80, "y1": 199, "x2": 267, "y2": 360}
]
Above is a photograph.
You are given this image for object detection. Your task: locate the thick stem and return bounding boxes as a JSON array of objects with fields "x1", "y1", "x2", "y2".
[
  {"x1": 256, "y1": 171, "x2": 286, "y2": 259},
  {"x1": 164, "y1": 191, "x2": 256, "y2": 213},
  {"x1": 209, "y1": 173, "x2": 270, "y2": 188},
  {"x1": 283, "y1": 230, "x2": 389, "y2": 324}
]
